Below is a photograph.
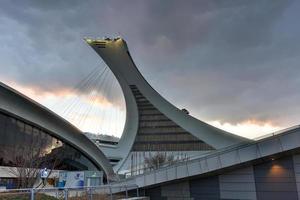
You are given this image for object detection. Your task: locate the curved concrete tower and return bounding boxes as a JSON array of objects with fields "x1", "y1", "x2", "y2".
[{"x1": 85, "y1": 37, "x2": 250, "y2": 171}]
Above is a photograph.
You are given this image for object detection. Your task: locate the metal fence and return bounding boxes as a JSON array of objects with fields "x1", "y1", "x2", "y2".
[{"x1": 0, "y1": 184, "x2": 139, "y2": 200}]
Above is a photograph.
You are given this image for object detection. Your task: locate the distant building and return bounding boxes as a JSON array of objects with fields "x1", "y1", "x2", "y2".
[{"x1": 84, "y1": 132, "x2": 119, "y2": 147}]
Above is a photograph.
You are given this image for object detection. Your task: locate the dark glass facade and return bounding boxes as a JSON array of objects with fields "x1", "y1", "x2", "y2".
[{"x1": 0, "y1": 110, "x2": 97, "y2": 171}]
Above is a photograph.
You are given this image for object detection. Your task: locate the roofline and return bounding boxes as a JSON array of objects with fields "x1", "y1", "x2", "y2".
[{"x1": 0, "y1": 81, "x2": 115, "y2": 179}]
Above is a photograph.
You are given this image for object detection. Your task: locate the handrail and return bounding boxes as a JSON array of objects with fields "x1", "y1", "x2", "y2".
[
  {"x1": 122, "y1": 124, "x2": 300, "y2": 178},
  {"x1": 0, "y1": 184, "x2": 140, "y2": 200},
  {"x1": 0, "y1": 184, "x2": 139, "y2": 192}
]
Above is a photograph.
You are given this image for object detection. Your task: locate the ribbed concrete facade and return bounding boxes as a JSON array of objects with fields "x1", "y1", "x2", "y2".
[
  {"x1": 142, "y1": 154, "x2": 300, "y2": 200},
  {"x1": 130, "y1": 85, "x2": 214, "y2": 152}
]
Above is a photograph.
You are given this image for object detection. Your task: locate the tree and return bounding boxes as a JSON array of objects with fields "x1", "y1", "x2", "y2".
[
  {"x1": 7, "y1": 134, "x2": 63, "y2": 188},
  {"x1": 144, "y1": 152, "x2": 175, "y2": 170}
]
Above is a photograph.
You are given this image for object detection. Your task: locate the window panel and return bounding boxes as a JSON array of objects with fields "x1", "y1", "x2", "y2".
[{"x1": 0, "y1": 111, "x2": 97, "y2": 171}]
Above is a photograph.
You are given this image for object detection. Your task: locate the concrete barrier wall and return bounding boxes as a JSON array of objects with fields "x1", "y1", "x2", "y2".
[
  {"x1": 219, "y1": 166, "x2": 257, "y2": 199},
  {"x1": 143, "y1": 155, "x2": 300, "y2": 200},
  {"x1": 254, "y1": 156, "x2": 297, "y2": 200}
]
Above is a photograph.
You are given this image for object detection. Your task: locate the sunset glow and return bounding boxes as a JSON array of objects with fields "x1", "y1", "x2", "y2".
[
  {"x1": 209, "y1": 120, "x2": 282, "y2": 139},
  {"x1": 1, "y1": 79, "x2": 284, "y2": 139},
  {"x1": 4, "y1": 80, "x2": 126, "y2": 137}
]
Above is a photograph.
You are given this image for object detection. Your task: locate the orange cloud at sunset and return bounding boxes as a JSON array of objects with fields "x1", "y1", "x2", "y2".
[
  {"x1": 2, "y1": 80, "x2": 126, "y2": 137},
  {"x1": 0, "y1": 80, "x2": 284, "y2": 139},
  {"x1": 209, "y1": 119, "x2": 282, "y2": 139},
  {"x1": 3, "y1": 80, "x2": 123, "y2": 109}
]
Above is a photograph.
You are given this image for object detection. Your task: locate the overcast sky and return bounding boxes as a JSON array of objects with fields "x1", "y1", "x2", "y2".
[{"x1": 0, "y1": 0, "x2": 299, "y2": 138}]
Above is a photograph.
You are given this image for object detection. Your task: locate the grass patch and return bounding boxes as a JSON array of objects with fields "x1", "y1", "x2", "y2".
[{"x1": 0, "y1": 193, "x2": 58, "y2": 200}]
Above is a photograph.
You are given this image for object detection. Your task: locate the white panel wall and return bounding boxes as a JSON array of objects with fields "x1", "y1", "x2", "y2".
[{"x1": 219, "y1": 166, "x2": 257, "y2": 200}]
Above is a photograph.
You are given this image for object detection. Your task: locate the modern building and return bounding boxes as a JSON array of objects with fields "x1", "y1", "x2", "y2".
[
  {"x1": 0, "y1": 82, "x2": 115, "y2": 188},
  {"x1": 117, "y1": 124, "x2": 300, "y2": 200},
  {"x1": 84, "y1": 133, "x2": 120, "y2": 167},
  {"x1": 2, "y1": 37, "x2": 299, "y2": 199},
  {"x1": 84, "y1": 132, "x2": 119, "y2": 147},
  {"x1": 84, "y1": 37, "x2": 250, "y2": 174},
  {"x1": 83, "y1": 38, "x2": 300, "y2": 200}
]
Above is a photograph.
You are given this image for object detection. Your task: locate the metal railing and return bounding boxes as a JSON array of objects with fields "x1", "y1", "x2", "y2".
[
  {"x1": 123, "y1": 124, "x2": 300, "y2": 178},
  {"x1": 0, "y1": 184, "x2": 139, "y2": 200}
]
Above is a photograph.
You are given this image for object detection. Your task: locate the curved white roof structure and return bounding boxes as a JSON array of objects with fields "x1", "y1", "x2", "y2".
[
  {"x1": 0, "y1": 82, "x2": 115, "y2": 179},
  {"x1": 85, "y1": 37, "x2": 251, "y2": 172}
]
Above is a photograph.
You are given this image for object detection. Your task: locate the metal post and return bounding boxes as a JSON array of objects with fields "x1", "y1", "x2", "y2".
[
  {"x1": 125, "y1": 185, "x2": 128, "y2": 198},
  {"x1": 31, "y1": 188, "x2": 34, "y2": 200},
  {"x1": 136, "y1": 186, "x2": 139, "y2": 197},
  {"x1": 64, "y1": 189, "x2": 68, "y2": 200},
  {"x1": 109, "y1": 186, "x2": 113, "y2": 200},
  {"x1": 88, "y1": 188, "x2": 93, "y2": 200}
]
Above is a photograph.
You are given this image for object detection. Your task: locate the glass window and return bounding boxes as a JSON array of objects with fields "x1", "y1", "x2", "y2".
[{"x1": 0, "y1": 111, "x2": 97, "y2": 171}]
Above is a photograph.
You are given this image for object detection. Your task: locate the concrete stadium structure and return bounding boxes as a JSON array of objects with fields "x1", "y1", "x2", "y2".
[
  {"x1": 117, "y1": 125, "x2": 300, "y2": 200},
  {"x1": 85, "y1": 37, "x2": 250, "y2": 173},
  {"x1": 84, "y1": 37, "x2": 300, "y2": 199},
  {"x1": 2, "y1": 37, "x2": 300, "y2": 199},
  {"x1": 0, "y1": 82, "x2": 115, "y2": 182}
]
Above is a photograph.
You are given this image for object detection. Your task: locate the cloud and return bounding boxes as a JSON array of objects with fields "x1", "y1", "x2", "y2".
[
  {"x1": 0, "y1": 0, "x2": 299, "y2": 136},
  {"x1": 4, "y1": 79, "x2": 124, "y2": 109},
  {"x1": 4, "y1": 80, "x2": 125, "y2": 136},
  {"x1": 209, "y1": 120, "x2": 281, "y2": 139}
]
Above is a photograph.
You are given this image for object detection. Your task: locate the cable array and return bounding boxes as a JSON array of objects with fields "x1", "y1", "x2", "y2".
[{"x1": 51, "y1": 63, "x2": 125, "y2": 137}]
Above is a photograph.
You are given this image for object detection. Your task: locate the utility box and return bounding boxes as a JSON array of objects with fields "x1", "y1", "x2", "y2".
[
  {"x1": 84, "y1": 171, "x2": 103, "y2": 187},
  {"x1": 58, "y1": 171, "x2": 103, "y2": 188}
]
